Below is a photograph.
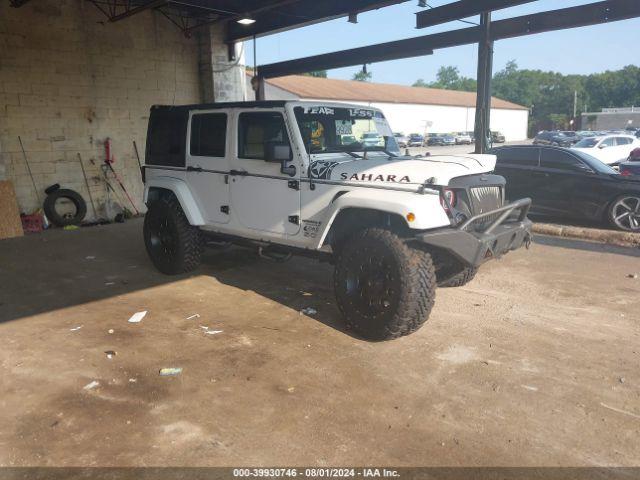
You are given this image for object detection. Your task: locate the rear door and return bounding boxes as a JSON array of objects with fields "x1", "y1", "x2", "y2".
[
  {"x1": 186, "y1": 111, "x2": 230, "y2": 224},
  {"x1": 538, "y1": 148, "x2": 602, "y2": 218},
  {"x1": 493, "y1": 147, "x2": 541, "y2": 203},
  {"x1": 229, "y1": 109, "x2": 301, "y2": 236}
]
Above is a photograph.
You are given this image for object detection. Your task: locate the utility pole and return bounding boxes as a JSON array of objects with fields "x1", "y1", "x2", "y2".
[{"x1": 573, "y1": 90, "x2": 578, "y2": 129}]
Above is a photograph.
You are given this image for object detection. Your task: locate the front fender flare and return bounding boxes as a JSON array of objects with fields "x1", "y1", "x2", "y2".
[
  {"x1": 314, "y1": 188, "x2": 450, "y2": 248},
  {"x1": 144, "y1": 176, "x2": 205, "y2": 226}
]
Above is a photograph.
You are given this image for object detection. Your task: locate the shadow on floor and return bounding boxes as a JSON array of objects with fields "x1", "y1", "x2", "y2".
[{"x1": 0, "y1": 218, "x2": 355, "y2": 336}]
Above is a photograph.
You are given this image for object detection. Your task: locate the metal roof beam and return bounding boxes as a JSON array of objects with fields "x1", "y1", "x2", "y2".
[
  {"x1": 259, "y1": 0, "x2": 640, "y2": 78},
  {"x1": 259, "y1": 43, "x2": 434, "y2": 79},
  {"x1": 109, "y1": 0, "x2": 167, "y2": 22},
  {"x1": 416, "y1": 0, "x2": 538, "y2": 29},
  {"x1": 226, "y1": 0, "x2": 410, "y2": 43}
]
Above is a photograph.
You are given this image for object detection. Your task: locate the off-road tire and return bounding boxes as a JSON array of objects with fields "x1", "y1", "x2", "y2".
[
  {"x1": 143, "y1": 196, "x2": 202, "y2": 275},
  {"x1": 439, "y1": 266, "x2": 478, "y2": 288},
  {"x1": 334, "y1": 228, "x2": 436, "y2": 341}
]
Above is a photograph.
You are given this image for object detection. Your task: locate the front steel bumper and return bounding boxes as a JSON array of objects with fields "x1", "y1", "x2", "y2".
[{"x1": 416, "y1": 198, "x2": 532, "y2": 267}]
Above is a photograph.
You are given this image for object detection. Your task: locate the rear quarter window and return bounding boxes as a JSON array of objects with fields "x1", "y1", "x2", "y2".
[
  {"x1": 146, "y1": 107, "x2": 188, "y2": 167},
  {"x1": 494, "y1": 148, "x2": 539, "y2": 167}
]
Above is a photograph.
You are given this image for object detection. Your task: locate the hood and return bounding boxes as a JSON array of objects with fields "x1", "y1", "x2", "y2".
[{"x1": 307, "y1": 153, "x2": 496, "y2": 188}]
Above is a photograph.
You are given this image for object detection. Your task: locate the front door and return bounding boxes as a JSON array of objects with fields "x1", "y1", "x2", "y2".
[
  {"x1": 229, "y1": 110, "x2": 301, "y2": 236},
  {"x1": 186, "y1": 111, "x2": 230, "y2": 224}
]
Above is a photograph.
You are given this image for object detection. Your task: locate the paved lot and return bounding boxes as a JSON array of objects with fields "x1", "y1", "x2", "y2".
[{"x1": 0, "y1": 220, "x2": 639, "y2": 467}]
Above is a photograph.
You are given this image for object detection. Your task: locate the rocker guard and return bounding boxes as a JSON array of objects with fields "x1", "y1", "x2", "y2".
[{"x1": 416, "y1": 198, "x2": 532, "y2": 267}]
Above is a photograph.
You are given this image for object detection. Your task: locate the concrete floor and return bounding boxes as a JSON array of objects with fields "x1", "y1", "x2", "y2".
[{"x1": 0, "y1": 220, "x2": 639, "y2": 467}]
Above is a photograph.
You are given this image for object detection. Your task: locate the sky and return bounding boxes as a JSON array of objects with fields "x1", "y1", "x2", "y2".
[{"x1": 243, "y1": 0, "x2": 640, "y2": 86}]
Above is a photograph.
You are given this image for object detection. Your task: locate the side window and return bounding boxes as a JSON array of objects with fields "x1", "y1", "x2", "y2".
[
  {"x1": 238, "y1": 112, "x2": 291, "y2": 160},
  {"x1": 495, "y1": 148, "x2": 539, "y2": 166},
  {"x1": 190, "y1": 113, "x2": 227, "y2": 157},
  {"x1": 615, "y1": 137, "x2": 631, "y2": 146},
  {"x1": 540, "y1": 149, "x2": 586, "y2": 171},
  {"x1": 600, "y1": 137, "x2": 615, "y2": 147},
  {"x1": 146, "y1": 107, "x2": 188, "y2": 167}
]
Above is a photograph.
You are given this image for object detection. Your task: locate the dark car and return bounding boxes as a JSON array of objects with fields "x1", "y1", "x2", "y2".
[
  {"x1": 490, "y1": 145, "x2": 640, "y2": 231},
  {"x1": 428, "y1": 134, "x2": 455, "y2": 146},
  {"x1": 407, "y1": 133, "x2": 424, "y2": 147},
  {"x1": 533, "y1": 130, "x2": 577, "y2": 147}
]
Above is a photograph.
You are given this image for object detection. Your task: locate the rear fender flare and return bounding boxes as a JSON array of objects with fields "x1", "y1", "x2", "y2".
[{"x1": 144, "y1": 176, "x2": 205, "y2": 226}]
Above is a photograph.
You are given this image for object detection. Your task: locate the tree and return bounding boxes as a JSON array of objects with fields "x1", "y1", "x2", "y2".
[
  {"x1": 412, "y1": 79, "x2": 429, "y2": 88},
  {"x1": 427, "y1": 66, "x2": 476, "y2": 92},
  {"x1": 301, "y1": 70, "x2": 328, "y2": 78},
  {"x1": 352, "y1": 69, "x2": 372, "y2": 82}
]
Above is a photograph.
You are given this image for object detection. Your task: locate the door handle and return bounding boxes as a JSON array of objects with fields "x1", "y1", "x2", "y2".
[
  {"x1": 186, "y1": 166, "x2": 202, "y2": 172},
  {"x1": 229, "y1": 169, "x2": 248, "y2": 176},
  {"x1": 532, "y1": 171, "x2": 548, "y2": 177}
]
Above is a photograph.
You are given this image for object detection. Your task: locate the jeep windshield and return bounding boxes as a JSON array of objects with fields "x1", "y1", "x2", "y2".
[{"x1": 294, "y1": 106, "x2": 400, "y2": 156}]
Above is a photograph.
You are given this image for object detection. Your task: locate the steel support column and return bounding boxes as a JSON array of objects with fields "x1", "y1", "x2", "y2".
[{"x1": 474, "y1": 12, "x2": 493, "y2": 154}]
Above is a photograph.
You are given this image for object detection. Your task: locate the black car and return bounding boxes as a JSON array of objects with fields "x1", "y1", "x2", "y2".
[
  {"x1": 490, "y1": 145, "x2": 640, "y2": 231},
  {"x1": 533, "y1": 131, "x2": 578, "y2": 147}
]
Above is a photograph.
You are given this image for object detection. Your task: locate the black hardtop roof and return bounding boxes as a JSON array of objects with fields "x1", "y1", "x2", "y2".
[{"x1": 151, "y1": 101, "x2": 288, "y2": 112}]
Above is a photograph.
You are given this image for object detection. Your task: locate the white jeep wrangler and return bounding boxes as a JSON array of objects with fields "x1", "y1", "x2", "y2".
[{"x1": 142, "y1": 101, "x2": 532, "y2": 340}]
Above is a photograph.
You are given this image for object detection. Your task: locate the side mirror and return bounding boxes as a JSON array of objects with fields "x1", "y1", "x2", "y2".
[{"x1": 598, "y1": 144, "x2": 607, "y2": 149}]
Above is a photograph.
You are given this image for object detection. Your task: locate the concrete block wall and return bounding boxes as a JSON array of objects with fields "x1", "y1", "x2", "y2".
[{"x1": 0, "y1": 0, "x2": 202, "y2": 218}]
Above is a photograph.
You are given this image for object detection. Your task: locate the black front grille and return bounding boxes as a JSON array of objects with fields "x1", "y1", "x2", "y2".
[{"x1": 469, "y1": 186, "x2": 503, "y2": 227}]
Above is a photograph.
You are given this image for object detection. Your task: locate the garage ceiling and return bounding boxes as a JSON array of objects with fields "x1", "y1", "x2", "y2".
[{"x1": 9, "y1": 0, "x2": 410, "y2": 39}]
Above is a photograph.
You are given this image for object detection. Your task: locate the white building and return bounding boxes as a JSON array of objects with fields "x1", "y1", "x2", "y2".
[{"x1": 252, "y1": 75, "x2": 529, "y2": 141}]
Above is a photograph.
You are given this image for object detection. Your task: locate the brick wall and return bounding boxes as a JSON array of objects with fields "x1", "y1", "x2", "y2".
[{"x1": 0, "y1": 0, "x2": 202, "y2": 218}]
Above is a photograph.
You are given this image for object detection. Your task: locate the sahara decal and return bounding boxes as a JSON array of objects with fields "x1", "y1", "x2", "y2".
[
  {"x1": 309, "y1": 160, "x2": 340, "y2": 180},
  {"x1": 340, "y1": 173, "x2": 412, "y2": 183}
]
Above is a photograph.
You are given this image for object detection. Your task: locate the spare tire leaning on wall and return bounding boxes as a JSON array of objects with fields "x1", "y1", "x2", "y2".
[{"x1": 43, "y1": 188, "x2": 87, "y2": 227}]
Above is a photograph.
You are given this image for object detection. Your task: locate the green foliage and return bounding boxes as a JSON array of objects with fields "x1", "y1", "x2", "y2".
[
  {"x1": 417, "y1": 62, "x2": 640, "y2": 135},
  {"x1": 301, "y1": 71, "x2": 328, "y2": 78},
  {"x1": 415, "y1": 66, "x2": 476, "y2": 92},
  {"x1": 352, "y1": 69, "x2": 373, "y2": 82}
]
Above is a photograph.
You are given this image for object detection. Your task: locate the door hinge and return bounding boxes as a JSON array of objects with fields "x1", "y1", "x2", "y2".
[
  {"x1": 288, "y1": 180, "x2": 299, "y2": 190},
  {"x1": 220, "y1": 205, "x2": 229, "y2": 214},
  {"x1": 288, "y1": 215, "x2": 299, "y2": 225}
]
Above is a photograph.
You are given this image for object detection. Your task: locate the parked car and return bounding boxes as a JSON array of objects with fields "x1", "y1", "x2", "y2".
[
  {"x1": 533, "y1": 131, "x2": 578, "y2": 147},
  {"x1": 466, "y1": 131, "x2": 476, "y2": 143},
  {"x1": 361, "y1": 132, "x2": 383, "y2": 147},
  {"x1": 407, "y1": 133, "x2": 424, "y2": 147},
  {"x1": 454, "y1": 132, "x2": 472, "y2": 145},
  {"x1": 427, "y1": 135, "x2": 445, "y2": 146},
  {"x1": 490, "y1": 145, "x2": 640, "y2": 231},
  {"x1": 571, "y1": 134, "x2": 640, "y2": 165},
  {"x1": 394, "y1": 132, "x2": 408, "y2": 148},
  {"x1": 619, "y1": 147, "x2": 640, "y2": 177},
  {"x1": 491, "y1": 131, "x2": 506, "y2": 143}
]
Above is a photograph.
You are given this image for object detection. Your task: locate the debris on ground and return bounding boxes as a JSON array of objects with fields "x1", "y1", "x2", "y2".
[
  {"x1": 619, "y1": 377, "x2": 625, "y2": 384},
  {"x1": 128, "y1": 378, "x2": 137, "y2": 383},
  {"x1": 127, "y1": 311, "x2": 147, "y2": 323},
  {"x1": 64, "y1": 225, "x2": 80, "y2": 231},
  {"x1": 105, "y1": 282, "x2": 115, "y2": 286},
  {"x1": 69, "y1": 325, "x2": 83, "y2": 332},
  {"x1": 300, "y1": 307, "x2": 317, "y2": 316},
  {"x1": 83, "y1": 380, "x2": 100, "y2": 390},
  {"x1": 186, "y1": 314, "x2": 200, "y2": 320},
  {"x1": 287, "y1": 386, "x2": 295, "y2": 393},
  {"x1": 627, "y1": 273, "x2": 638, "y2": 279},
  {"x1": 108, "y1": 329, "x2": 114, "y2": 334},
  {"x1": 85, "y1": 256, "x2": 96, "y2": 260},
  {"x1": 105, "y1": 350, "x2": 116, "y2": 359},
  {"x1": 199, "y1": 325, "x2": 223, "y2": 335},
  {"x1": 159, "y1": 367, "x2": 182, "y2": 376}
]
